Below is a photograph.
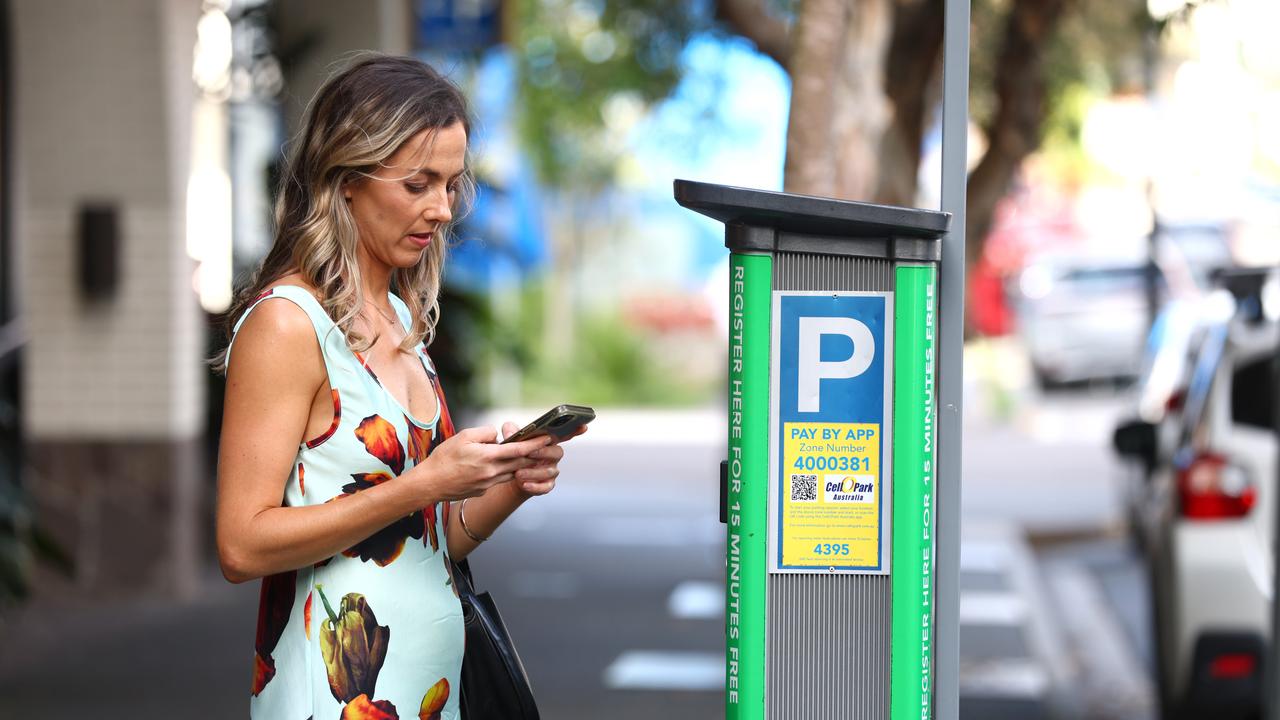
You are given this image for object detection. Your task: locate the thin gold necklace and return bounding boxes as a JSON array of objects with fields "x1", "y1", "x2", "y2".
[{"x1": 367, "y1": 299, "x2": 400, "y2": 329}]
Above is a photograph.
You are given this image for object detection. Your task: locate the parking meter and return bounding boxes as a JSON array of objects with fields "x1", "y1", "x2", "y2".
[{"x1": 676, "y1": 180, "x2": 949, "y2": 720}]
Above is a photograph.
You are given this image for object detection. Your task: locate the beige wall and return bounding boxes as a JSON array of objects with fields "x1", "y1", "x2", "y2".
[
  {"x1": 9, "y1": 0, "x2": 416, "y2": 601},
  {"x1": 13, "y1": 0, "x2": 203, "y2": 441},
  {"x1": 13, "y1": 0, "x2": 204, "y2": 599}
]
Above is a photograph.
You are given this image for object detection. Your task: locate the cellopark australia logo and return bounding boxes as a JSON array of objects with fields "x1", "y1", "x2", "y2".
[{"x1": 824, "y1": 475, "x2": 875, "y2": 503}]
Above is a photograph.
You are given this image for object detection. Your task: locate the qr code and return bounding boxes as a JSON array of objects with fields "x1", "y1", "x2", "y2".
[{"x1": 790, "y1": 474, "x2": 818, "y2": 502}]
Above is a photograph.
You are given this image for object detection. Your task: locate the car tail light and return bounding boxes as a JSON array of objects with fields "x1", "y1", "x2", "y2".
[
  {"x1": 1177, "y1": 452, "x2": 1256, "y2": 519},
  {"x1": 1209, "y1": 653, "x2": 1258, "y2": 679}
]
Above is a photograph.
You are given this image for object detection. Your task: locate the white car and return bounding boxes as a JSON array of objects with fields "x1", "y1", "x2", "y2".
[
  {"x1": 1019, "y1": 228, "x2": 1231, "y2": 389},
  {"x1": 1120, "y1": 311, "x2": 1276, "y2": 719},
  {"x1": 1116, "y1": 288, "x2": 1243, "y2": 551},
  {"x1": 1017, "y1": 256, "x2": 1154, "y2": 387}
]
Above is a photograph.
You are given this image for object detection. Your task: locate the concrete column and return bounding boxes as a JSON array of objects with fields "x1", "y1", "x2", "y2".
[{"x1": 12, "y1": 0, "x2": 203, "y2": 599}]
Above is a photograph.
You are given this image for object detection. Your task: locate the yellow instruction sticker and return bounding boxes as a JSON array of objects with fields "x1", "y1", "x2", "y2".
[{"x1": 781, "y1": 422, "x2": 883, "y2": 568}]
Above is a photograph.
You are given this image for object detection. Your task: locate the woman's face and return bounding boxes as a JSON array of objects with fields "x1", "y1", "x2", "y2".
[{"x1": 343, "y1": 121, "x2": 467, "y2": 271}]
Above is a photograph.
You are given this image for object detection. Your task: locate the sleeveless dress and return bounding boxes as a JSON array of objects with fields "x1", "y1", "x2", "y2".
[{"x1": 228, "y1": 285, "x2": 464, "y2": 720}]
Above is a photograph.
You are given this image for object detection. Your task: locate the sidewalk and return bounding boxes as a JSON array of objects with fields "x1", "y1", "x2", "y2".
[{"x1": 0, "y1": 570, "x2": 257, "y2": 718}]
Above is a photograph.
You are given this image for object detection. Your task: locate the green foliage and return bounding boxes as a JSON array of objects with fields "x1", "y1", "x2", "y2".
[
  {"x1": 969, "y1": 0, "x2": 1156, "y2": 188},
  {"x1": 511, "y1": 0, "x2": 706, "y2": 189},
  {"x1": 967, "y1": 0, "x2": 1007, "y2": 130},
  {"x1": 506, "y1": 280, "x2": 719, "y2": 407},
  {"x1": 1039, "y1": 0, "x2": 1156, "y2": 182},
  {"x1": 0, "y1": 479, "x2": 72, "y2": 608},
  {"x1": 0, "y1": 359, "x2": 71, "y2": 608},
  {"x1": 524, "y1": 315, "x2": 714, "y2": 406},
  {"x1": 1048, "y1": 0, "x2": 1153, "y2": 98},
  {"x1": 970, "y1": 0, "x2": 1154, "y2": 134},
  {"x1": 432, "y1": 282, "x2": 520, "y2": 413},
  {"x1": 1037, "y1": 82, "x2": 1098, "y2": 183},
  {"x1": 434, "y1": 273, "x2": 722, "y2": 411}
]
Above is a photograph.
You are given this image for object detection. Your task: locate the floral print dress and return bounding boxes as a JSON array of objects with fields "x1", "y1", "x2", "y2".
[{"x1": 229, "y1": 285, "x2": 463, "y2": 720}]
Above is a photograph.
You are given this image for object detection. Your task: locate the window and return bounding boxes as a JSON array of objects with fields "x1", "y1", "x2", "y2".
[
  {"x1": 1231, "y1": 355, "x2": 1275, "y2": 430},
  {"x1": 1181, "y1": 324, "x2": 1229, "y2": 446}
]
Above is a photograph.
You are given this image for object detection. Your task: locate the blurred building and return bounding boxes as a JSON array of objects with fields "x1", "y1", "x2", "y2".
[
  {"x1": 10, "y1": 0, "x2": 205, "y2": 599},
  {"x1": 4, "y1": 0, "x2": 457, "y2": 602}
]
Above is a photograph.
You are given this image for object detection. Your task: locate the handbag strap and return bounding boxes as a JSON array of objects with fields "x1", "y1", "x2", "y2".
[{"x1": 451, "y1": 556, "x2": 476, "y2": 594}]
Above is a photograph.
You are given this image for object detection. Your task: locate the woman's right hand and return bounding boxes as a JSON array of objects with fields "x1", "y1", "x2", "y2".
[{"x1": 409, "y1": 426, "x2": 552, "y2": 502}]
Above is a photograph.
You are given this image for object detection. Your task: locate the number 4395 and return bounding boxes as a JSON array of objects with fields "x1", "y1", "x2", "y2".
[{"x1": 813, "y1": 543, "x2": 850, "y2": 556}]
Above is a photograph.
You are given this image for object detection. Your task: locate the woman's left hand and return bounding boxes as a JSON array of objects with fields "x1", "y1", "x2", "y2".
[{"x1": 502, "y1": 420, "x2": 587, "y2": 497}]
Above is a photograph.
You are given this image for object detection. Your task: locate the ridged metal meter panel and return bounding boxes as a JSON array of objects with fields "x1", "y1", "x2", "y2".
[{"x1": 766, "y1": 252, "x2": 894, "y2": 720}]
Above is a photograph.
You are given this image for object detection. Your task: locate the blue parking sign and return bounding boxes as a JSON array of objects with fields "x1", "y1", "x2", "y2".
[{"x1": 769, "y1": 292, "x2": 894, "y2": 573}]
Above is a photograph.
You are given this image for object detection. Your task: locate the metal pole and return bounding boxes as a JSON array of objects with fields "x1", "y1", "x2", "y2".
[
  {"x1": 935, "y1": 0, "x2": 970, "y2": 718},
  {"x1": 1268, "y1": 269, "x2": 1280, "y2": 719},
  {"x1": 1145, "y1": 211, "x2": 1161, "y2": 333},
  {"x1": 1143, "y1": 25, "x2": 1161, "y2": 337}
]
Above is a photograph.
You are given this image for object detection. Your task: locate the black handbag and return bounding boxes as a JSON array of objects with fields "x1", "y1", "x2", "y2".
[{"x1": 452, "y1": 557, "x2": 541, "y2": 720}]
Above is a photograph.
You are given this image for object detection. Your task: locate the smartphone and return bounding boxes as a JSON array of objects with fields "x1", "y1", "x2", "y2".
[{"x1": 501, "y1": 404, "x2": 596, "y2": 443}]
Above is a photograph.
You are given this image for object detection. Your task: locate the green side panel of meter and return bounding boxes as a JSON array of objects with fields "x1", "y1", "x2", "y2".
[
  {"x1": 890, "y1": 265, "x2": 939, "y2": 719},
  {"x1": 727, "y1": 252, "x2": 770, "y2": 720}
]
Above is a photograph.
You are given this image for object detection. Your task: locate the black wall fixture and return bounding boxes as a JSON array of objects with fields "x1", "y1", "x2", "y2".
[{"x1": 77, "y1": 202, "x2": 119, "y2": 301}]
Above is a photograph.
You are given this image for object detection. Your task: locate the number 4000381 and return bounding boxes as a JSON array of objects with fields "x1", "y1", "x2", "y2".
[{"x1": 793, "y1": 456, "x2": 869, "y2": 472}]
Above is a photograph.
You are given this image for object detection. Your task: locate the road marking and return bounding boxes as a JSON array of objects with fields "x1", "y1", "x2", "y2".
[
  {"x1": 959, "y1": 658, "x2": 1051, "y2": 699},
  {"x1": 961, "y1": 539, "x2": 1015, "y2": 573},
  {"x1": 506, "y1": 571, "x2": 581, "y2": 599},
  {"x1": 668, "y1": 580, "x2": 722, "y2": 620},
  {"x1": 1045, "y1": 560, "x2": 1155, "y2": 718},
  {"x1": 959, "y1": 521, "x2": 1073, "y2": 711},
  {"x1": 960, "y1": 590, "x2": 1028, "y2": 626},
  {"x1": 1022, "y1": 403, "x2": 1124, "y2": 446},
  {"x1": 603, "y1": 650, "x2": 723, "y2": 690}
]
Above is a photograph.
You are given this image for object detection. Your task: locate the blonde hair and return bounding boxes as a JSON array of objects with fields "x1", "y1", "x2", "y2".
[{"x1": 213, "y1": 53, "x2": 475, "y2": 373}]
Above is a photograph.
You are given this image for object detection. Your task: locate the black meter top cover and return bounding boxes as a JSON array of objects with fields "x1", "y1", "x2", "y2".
[{"x1": 673, "y1": 179, "x2": 950, "y2": 262}]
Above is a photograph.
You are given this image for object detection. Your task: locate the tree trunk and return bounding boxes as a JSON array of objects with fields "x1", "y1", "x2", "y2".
[
  {"x1": 831, "y1": 0, "x2": 893, "y2": 201},
  {"x1": 785, "y1": 0, "x2": 896, "y2": 201},
  {"x1": 965, "y1": 0, "x2": 1069, "y2": 273},
  {"x1": 783, "y1": 0, "x2": 848, "y2": 196},
  {"x1": 714, "y1": 0, "x2": 793, "y2": 68},
  {"x1": 875, "y1": 0, "x2": 945, "y2": 208}
]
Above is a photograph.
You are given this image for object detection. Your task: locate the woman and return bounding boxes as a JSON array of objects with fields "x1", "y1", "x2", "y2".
[{"x1": 215, "y1": 54, "x2": 574, "y2": 719}]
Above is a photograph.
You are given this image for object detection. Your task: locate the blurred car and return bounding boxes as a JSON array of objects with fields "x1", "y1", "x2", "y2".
[
  {"x1": 1114, "y1": 276, "x2": 1278, "y2": 719},
  {"x1": 1016, "y1": 225, "x2": 1231, "y2": 389},
  {"x1": 1016, "y1": 253, "x2": 1159, "y2": 387},
  {"x1": 1114, "y1": 297, "x2": 1220, "y2": 551},
  {"x1": 1154, "y1": 222, "x2": 1235, "y2": 298},
  {"x1": 1116, "y1": 270, "x2": 1276, "y2": 547}
]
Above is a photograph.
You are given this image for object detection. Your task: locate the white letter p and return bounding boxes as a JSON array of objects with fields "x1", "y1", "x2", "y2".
[{"x1": 797, "y1": 317, "x2": 874, "y2": 412}]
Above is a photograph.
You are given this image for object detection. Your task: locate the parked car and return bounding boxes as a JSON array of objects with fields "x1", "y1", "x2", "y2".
[
  {"x1": 1114, "y1": 298, "x2": 1216, "y2": 551},
  {"x1": 1114, "y1": 288, "x2": 1277, "y2": 719},
  {"x1": 1116, "y1": 269, "x2": 1275, "y2": 549},
  {"x1": 1016, "y1": 252, "x2": 1158, "y2": 387},
  {"x1": 1017, "y1": 226, "x2": 1231, "y2": 389},
  {"x1": 1154, "y1": 222, "x2": 1235, "y2": 298}
]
